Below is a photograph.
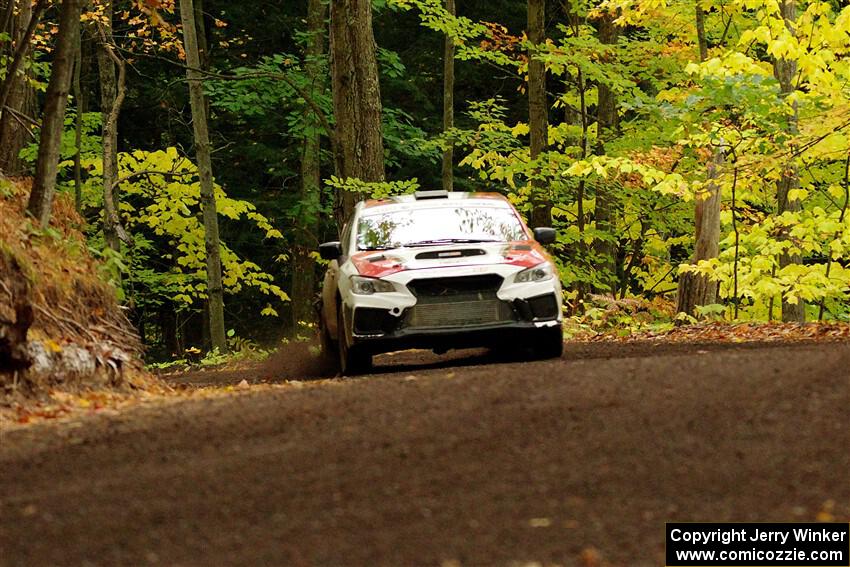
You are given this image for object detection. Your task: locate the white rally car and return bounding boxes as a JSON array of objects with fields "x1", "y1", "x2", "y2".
[{"x1": 318, "y1": 190, "x2": 563, "y2": 374}]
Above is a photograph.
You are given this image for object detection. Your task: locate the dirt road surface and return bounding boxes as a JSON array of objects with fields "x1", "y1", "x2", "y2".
[{"x1": 2, "y1": 342, "x2": 849, "y2": 566}]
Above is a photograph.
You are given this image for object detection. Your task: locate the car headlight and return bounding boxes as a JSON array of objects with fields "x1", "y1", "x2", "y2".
[
  {"x1": 350, "y1": 275, "x2": 395, "y2": 295},
  {"x1": 515, "y1": 262, "x2": 554, "y2": 283}
]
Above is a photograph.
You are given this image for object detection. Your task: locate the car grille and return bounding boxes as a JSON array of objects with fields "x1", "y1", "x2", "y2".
[
  {"x1": 407, "y1": 274, "x2": 502, "y2": 302},
  {"x1": 405, "y1": 275, "x2": 514, "y2": 329},
  {"x1": 408, "y1": 300, "x2": 506, "y2": 328}
]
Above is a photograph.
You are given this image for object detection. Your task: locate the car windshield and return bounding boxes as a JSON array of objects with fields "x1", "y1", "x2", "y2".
[{"x1": 357, "y1": 205, "x2": 527, "y2": 250}]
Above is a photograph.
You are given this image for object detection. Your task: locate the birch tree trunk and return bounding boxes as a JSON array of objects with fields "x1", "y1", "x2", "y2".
[
  {"x1": 179, "y1": 0, "x2": 227, "y2": 351},
  {"x1": 441, "y1": 0, "x2": 455, "y2": 193},
  {"x1": 26, "y1": 0, "x2": 82, "y2": 226},
  {"x1": 528, "y1": 0, "x2": 550, "y2": 228},
  {"x1": 291, "y1": 0, "x2": 327, "y2": 332},
  {"x1": 329, "y1": 0, "x2": 385, "y2": 226}
]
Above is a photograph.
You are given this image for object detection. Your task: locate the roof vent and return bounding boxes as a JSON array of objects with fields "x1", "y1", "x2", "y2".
[{"x1": 414, "y1": 189, "x2": 449, "y2": 200}]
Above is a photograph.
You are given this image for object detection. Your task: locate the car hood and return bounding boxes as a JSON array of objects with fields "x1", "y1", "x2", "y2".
[{"x1": 350, "y1": 240, "x2": 550, "y2": 278}]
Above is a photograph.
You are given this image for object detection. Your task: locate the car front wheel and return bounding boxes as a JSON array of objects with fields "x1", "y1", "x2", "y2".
[
  {"x1": 532, "y1": 325, "x2": 564, "y2": 360},
  {"x1": 337, "y1": 308, "x2": 372, "y2": 375},
  {"x1": 319, "y1": 311, "x2": 337, "y2": 365}
]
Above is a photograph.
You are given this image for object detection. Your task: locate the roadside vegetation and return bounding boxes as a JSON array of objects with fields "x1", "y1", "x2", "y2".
[{"x1": 0, "y1": 177, "x2": 145, "y2": 388}]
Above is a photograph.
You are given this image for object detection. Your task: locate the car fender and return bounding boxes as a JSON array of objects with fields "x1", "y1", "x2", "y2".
[{"x1": 321, "y1": 259, "x2": 340, "y2": 339}]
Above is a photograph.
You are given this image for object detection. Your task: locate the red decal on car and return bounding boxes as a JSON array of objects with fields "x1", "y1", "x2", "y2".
[
  {"x1": 351, "y1": 252, "x2": 406, "y2": 278},
  {"x1": 501, "y1": 241, "x2": 548, "y2": 267}
]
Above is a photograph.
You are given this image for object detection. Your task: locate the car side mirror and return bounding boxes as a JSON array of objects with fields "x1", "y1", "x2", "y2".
[
  {"x1": 319, "y1": 241, "x2": 342, "y2": 261},
  {"x1": 532, "y1": 227, "x2": 556, "y2": 245}
]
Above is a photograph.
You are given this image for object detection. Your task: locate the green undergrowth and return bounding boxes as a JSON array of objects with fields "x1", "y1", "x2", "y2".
[{"x1": 145, "y1": 328, "x2": 324, "y2": 372}]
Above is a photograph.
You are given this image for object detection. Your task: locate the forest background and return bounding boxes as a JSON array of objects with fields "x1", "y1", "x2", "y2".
[{"x1": 1, "y1": 0, "x2": 848, "y2": 363}]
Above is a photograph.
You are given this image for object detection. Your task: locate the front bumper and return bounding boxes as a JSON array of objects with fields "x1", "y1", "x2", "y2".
[
  {"x1": 345, "y1": 291, "x2": 561, "y2": 354},
  {"x1": 347, "y1": 316, "x2": 559, "y2": 355}
]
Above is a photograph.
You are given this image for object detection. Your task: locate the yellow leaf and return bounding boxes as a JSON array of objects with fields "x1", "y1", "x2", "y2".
[
  {"x1": 827, "y1": 184, "x2": 845, "y2": 199},
  {"x1": 787, "y1": 188, "x2": 809, "y2": 202},
  {"x1": 592, "y1": 162, "x2": 609, "y2": 178},
  {"x1": 511, "y1": 122, "x2": 530, "y2": 137}
]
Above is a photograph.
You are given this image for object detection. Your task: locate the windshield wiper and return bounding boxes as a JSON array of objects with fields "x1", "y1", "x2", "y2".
[{"x1": 401, "y1": 238, "x2": 499, "y2": 247}]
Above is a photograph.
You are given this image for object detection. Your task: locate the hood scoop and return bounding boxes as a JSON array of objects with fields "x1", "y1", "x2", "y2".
[{"x1": 415, "y1": 248, "x2": 487, "y2": 260}]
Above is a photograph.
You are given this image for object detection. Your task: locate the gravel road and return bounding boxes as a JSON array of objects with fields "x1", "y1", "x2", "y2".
[{"x1": 1, "y1": 341, "x2": 848, "y2": 566}]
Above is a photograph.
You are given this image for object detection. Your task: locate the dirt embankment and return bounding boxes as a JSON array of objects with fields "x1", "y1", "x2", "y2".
[{"x1": 0, "y1": 177, "x2": 145, "y2": 398}]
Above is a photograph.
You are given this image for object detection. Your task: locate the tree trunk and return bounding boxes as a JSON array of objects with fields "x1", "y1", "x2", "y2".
[
  {"x1": 329, "y1": 0, "x2": 385, "y2": 226},
  {"x1": 527, "y1": 0, "x2": 550, "y2": 228},
  {"x1": 593, "y1": 13, "x2": 618, "y2": 293},
  {"x1": 677, "y1": 151, "x2": 723, "y2": 315},
  {"x1": 695, "y1": 1, "x2": 709, "y2": 62},
  {"x1": 1, "y1": 0, "x2": 15, "y2": 47},
  {"x1": 179, "y1": 0, "x2": 227, "y2": 351},
  {"x1": 0, "y1": 0, "x2": 45, "y2": 175},
  {"x1": 773, "y1": 0, "x2": 805, "y2": 322},
  {"x1": 594, "y1": 17, "x2": 619, "y2": 142},
  {"x1": 72, "y1": 27, "x2": 83, "y2": 212},
  {"x1": 194, "y1": 0, "x2": 209, "y2": 70},
  {"x1": 96, "y1": 0, "x2": 125, "y2": 254},
  {"x1": 676, "y1": 2, "x2": 723, "y2": 317},
  {"x1": 26, "y1": 0, "x2": 82, "y2": 227},
  {"x1": 291, "y1": 0, "x2": 327, "y2": 333},
  {"x1": 160, "y1": 307, "x2": 178, "y2": 357},
  {"x1": 0, "y1": 248, "x2": 34, "y2": 374},
  {"x1": 441, "y1": 0, "x2": 455, "y2": 192},
  {"x1": 0, "y1": 0, "x2": 46, "y2": 115},
  {"x1": 193, "y1": 0, "x2": 211, "y2": 119}
]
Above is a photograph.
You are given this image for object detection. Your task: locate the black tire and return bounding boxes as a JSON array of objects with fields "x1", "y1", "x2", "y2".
[
  {"x1": 532, "y1": 325, "x2": 564, "y2": 360},
  {"x1": 337, "y1": 308, "x2": 372, "y2": 375},
  {"x1": 319, "y1": 314, "x2": 338, "y2": 369}
]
